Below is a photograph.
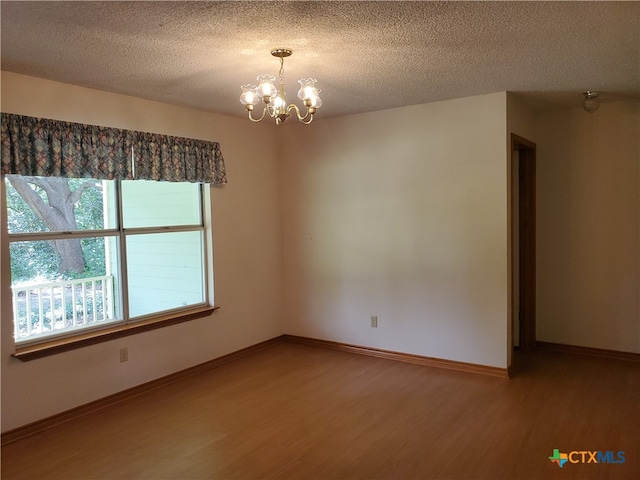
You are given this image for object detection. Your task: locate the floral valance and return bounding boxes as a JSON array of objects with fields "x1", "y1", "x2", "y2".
[{"x1": 0, "y1": 113, "x2": 227, "y2": 184}]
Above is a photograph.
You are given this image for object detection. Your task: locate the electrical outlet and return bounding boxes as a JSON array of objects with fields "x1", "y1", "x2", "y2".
[
  {"x1": 119, "y1": 347, "x2": 128, "y2": 363},
  {"x1": 370, "y1": 315, "x2": 378, "y2": 328}
]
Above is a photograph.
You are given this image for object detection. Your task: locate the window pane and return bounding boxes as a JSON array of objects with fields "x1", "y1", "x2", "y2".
[
  {"x1": 5, "y1": 176, "x2": 116, "y2": 234},
  {"x1": 127, "y1": 231, "x2": 205, "y2": 318},
  {"x1": 10, "y1": 237, "x2": 122, "y2": 342},
  {"x1": 121, "y1": 181, "x2": 201, "y2": 228}
]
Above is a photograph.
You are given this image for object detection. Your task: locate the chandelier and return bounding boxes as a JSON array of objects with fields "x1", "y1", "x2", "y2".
[{"x1": 239, "y1": 48, "x2": 322, "y2": 125}]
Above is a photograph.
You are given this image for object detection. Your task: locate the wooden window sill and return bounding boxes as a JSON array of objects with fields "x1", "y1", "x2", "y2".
[{"x1": 12, "y1": 305, "x2": 220, "y2": 361}]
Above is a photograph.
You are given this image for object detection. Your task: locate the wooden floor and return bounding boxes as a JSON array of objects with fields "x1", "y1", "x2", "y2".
[{"x1": 2, "y1": 343, "x2": 638, "y2": 480}]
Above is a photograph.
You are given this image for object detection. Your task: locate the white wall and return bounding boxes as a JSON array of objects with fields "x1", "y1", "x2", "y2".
[
  {"x1": 535, "y1": 99, "x2": 640, "y2": 353},
  {"x1": 280, "y1": 93, "x2": 509, "y2": 368},
  {"x1": 1, "y1": 72, "x2": 284, "y2": 431},
  {"x1": 507, "y1": 94, "x2": 537, "y2": 142}
]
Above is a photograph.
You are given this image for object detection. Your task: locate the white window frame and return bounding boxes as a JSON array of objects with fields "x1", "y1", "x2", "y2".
[{"x1": 2, "y1": 175, "x2": 216, "y2": 357}]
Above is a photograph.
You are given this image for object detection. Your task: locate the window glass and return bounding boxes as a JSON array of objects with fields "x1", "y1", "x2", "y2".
[
  {"x1": 10, "y1": 238, "x2": 122, "y2": 342},
  {"x1": 126, "y1": 231, "x2": 205, "y2": 318},
  {"x1": 121, "y1": 180, "x2": 200, "y2": 228},
  {"x1": 5, "y1": 176, "x2": 116, "y2": 233}
]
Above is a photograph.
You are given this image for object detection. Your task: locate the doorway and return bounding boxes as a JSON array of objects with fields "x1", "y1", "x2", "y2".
[{"x1": 511, "y1": 134, "x2": 536, "y2": 352}]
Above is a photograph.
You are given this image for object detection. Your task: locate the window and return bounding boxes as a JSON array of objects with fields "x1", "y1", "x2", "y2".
[
  {"x1": 1, "y1": 113, "x2": 225, "y2": 357},
  {"x1": 4, "y1": 175, "x2": 209, "y2": 346}
]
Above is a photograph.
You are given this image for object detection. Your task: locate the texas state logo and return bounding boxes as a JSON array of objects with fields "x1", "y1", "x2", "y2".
[
  {"x1": 549, "y1": 448, "x2": 625, "y2": 468},
  {"x1": 549, "y1": 449, "x2": 569, "y2": 468}
]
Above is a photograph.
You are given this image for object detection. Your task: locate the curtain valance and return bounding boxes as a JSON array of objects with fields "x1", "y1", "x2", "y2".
[{"x1": 0, "y1": 113, "x2": 227, "y2": 184}]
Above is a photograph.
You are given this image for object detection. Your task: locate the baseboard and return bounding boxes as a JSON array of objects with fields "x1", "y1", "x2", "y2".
[
  {"x1": 1, "y1": 335, "x2": 286, "y2": 446},
  {"x1": 536, "y1": 341, "x2": 640, "y2": 362},
  {"x1": 283, "y1": 335, "x2": 510, "y2": 378}
]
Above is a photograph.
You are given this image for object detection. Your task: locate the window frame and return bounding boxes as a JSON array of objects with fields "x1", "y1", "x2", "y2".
[{"x1": 2, "y1": 175, "x2": 217, "y2": 360}]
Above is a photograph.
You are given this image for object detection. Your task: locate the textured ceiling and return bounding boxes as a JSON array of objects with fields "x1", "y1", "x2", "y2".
[{"x1": 1, "y1": 1, "x2": 639, "y2": 120}]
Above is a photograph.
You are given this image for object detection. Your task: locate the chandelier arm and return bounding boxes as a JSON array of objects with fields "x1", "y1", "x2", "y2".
[
  {"x1": 299, "y1": 114, "x2": 315, "y2": 125},
  {"x1": 287, "y1": 103, "x2": 313, "y2": 122},
  {"x1": 287, "y1": 103, "x2": 300, "y2": 117},
  {"x1": 248, "y1": 106, "x2": 268, "y2": 123}
]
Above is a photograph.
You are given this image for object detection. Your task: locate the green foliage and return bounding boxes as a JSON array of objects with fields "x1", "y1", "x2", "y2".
[
  {"x1": 5, "y1": 177, "x2": 107, "y2": 284},
  {"x1": 5, "y1": 177, "x2": 47, "y2": 233},
  {"x1": 74, "y1": 179, "x2": 107, "y2": 279},
  {"x1": 73, "y1": 179, "x2": 104, "y2": 230},
  {"x1": 77, "y1": 237, "x2": 107, "y2": 278},
  {"x1": 9, "y1": 241, "x2": 59, "y2": 282}
]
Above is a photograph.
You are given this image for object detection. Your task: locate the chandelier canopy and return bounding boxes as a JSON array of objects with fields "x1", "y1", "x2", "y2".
[{"x1": 239, "y1": 48, "x2": 322, "y2": 125}]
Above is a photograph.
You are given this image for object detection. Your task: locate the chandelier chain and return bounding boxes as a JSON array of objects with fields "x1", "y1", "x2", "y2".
[{"x1": 279, "y1": 57, "x2": 285, "y2": 85}]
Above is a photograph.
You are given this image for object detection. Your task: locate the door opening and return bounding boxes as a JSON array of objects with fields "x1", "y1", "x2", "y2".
[{"x1": 511, "y1": 134, "x2": 536, "y2": 352}]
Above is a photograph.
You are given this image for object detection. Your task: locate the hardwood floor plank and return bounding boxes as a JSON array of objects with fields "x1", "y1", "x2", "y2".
[{"x1": 2, "y1": 343, "x2": 638, "y2": 479}]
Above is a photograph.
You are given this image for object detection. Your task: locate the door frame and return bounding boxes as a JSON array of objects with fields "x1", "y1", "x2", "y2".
[{"x1": 510, "y1": 134, "x2": 536, "y2": 352}]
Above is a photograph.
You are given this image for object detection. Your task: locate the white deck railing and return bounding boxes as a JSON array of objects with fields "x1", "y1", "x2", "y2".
[{"x1": 11, "y1": 275, "x2": 115, "y2": 340}]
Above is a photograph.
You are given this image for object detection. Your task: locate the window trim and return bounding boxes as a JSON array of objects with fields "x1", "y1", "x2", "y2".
[{"x1": 12, "y1": 305, "x2": 220, "y2": 361}]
